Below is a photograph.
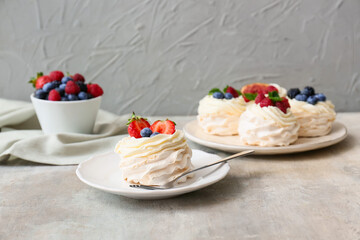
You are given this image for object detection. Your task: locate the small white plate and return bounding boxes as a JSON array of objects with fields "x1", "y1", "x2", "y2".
[
  {"x1": 184, "y1": 120, "x2": 347, "y2": 155},
  {"x1": 76, "y1": 149, "x2": 230, "y2": 200}
]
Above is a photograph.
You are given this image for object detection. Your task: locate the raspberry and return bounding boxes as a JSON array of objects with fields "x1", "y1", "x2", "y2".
[
  {"x1": 72, "y1": 73, "x2": 85, "y2": 82},
  {"x1": 65, "y1": 81, "x2": 80, "y2": 95},
  {"x1": 49, "y1": 71, "x2": 64, "y2": 82},
  {"x1": 281, "y1": 97, "x2": 290, "y2": 109},
  {"x1": 255, "y1": 93, "x2": 265, "y2": 104},
  {"x1": 275, "y1": 98, "x2": 290, "y2": 113},
  {"x1": 48, "y1": 89, "x2": 61, "y2": 101},
  {"x1": 87, "y1": 83, "x2": 103, "y2": 97},
  {"x1": 259, "y1": 98, "x2": 274, "y2": 108},
  {"x1": 266, "y1": 85, "x2": 278, "y2": 93}
]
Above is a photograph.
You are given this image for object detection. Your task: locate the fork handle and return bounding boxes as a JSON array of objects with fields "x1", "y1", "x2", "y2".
[{"x1": 174, "y1": 149, "x2": 254, "y2": 182}]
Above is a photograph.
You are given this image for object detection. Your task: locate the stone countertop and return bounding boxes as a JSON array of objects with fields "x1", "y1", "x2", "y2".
[{"x1": 1, "y1": 113, "x2": 360, "y2": 240}]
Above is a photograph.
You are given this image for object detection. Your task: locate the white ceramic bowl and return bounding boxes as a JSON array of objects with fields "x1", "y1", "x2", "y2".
[{"x1": 30, "y1": 94, "x2": 102, "y2": 134}]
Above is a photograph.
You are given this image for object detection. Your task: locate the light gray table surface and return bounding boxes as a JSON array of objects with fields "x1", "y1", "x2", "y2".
[{"x1": 1, "y1": 113, "x2": 360, "y2": 240}]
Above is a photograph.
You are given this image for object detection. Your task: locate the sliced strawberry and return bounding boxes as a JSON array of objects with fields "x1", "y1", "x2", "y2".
[
  {"x1": 224, "y1": 86, "x2": 239, "y2": 98},
  {"x1": 127, "y1": 113, "x2": 151, "y2": 138},
  {"x1": 254, "y1": 93, "x2": 265, "y2": 104},
  {"x1": 49, "y1": 71, "x2": 64, "y2": 82},
  {"x1": 150, "y1": 120, "x2": 176, "y2": 135},
  {"x1": 266, "y1": 85, "x2": 278, "y2": 93},
  {"x1": 259, "y1": 98, "x2": 274, "y2": 108}
]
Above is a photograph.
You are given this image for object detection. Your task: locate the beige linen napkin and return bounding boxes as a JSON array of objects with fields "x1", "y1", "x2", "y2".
[{"x1": 0, "y1": 98, "x2": 128, "y2": 165}]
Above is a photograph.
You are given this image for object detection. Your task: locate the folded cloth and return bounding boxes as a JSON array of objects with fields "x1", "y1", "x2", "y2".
[{"x1": 0, "y1": 98, "x2": 128, "y2": 165}]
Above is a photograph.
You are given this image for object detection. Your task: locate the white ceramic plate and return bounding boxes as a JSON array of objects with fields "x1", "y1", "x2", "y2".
[
  {"x1": 76, "y1": 149, "x2": 230, "y2": 200},
  {"x1": 183, "y1": 120, "x2": 347, "y2": 155}
]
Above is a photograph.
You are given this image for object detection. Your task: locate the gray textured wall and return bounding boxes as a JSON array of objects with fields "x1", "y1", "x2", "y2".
[{"x1": 0, "y1": 0, "x2": 359, "y2": 115}]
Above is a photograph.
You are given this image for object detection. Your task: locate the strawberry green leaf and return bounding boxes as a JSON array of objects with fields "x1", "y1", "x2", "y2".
[
  {"x1": 223, "y1": 85, "x2": 229, "y2": 93},
  {"x1": 208, "y1": 88, "x2": 222, "y2": 95},
  {"x1": 237, "y1": 89, "x2": 242, "y2": 96}
]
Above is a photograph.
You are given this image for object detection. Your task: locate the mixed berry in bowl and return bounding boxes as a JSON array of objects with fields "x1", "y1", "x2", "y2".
[{"x1": 29, "y1": 71, "x2": 103, "y2": 101}]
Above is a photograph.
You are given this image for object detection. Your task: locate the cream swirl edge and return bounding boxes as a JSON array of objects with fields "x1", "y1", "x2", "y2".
[{"x1": 198, "y1": 95, "x2": 247, "y2": 116}]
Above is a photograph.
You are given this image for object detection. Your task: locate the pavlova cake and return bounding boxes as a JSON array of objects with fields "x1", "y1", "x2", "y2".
[
  {"x1": 115, "y1": 113, "x2": 193, "y2": 186},
  {"x1": 287, "y1": 86, "x2": 336, "y2": 137},
  {"x1": 197, "y1": 86, "x2": 246, "y2": 135},
  {"x1": 238, "y1": 91, "x2": 299, "y2": 146}
]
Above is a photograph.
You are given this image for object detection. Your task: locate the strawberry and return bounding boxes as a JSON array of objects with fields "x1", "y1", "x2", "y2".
[
  {"x1": 72, "y1": 73, "x2": 85, "y2": 82},
  {"x1": 224, "y1": 86, "x2": 239, "y2": 98},
  {"x1": 87, "y1": 83, "x2": 103, "y2": 97},
  {"x1": 65, "y1": 81, "x2": 80, "y2": 94},
  {"x1": 48, "y1": 89, "x2": 61, "y2": 101},
  {"x1": 266, "y1": 85, "x2": 278, "y2": 93},
  {"x1": 259, "y1": 98, "x2": 274, "y2": 108},
  {"x1": 150, "y1": 120, "x2": 176, "y2": 135},
  {"x1": 29, "y1": 72, "x2": 51, "y2": 89},
  {"x1": 255, "y1": 93, "x2": 265, "y2": 104},
  {"x1": 49, "y1": 71, "x2": 64, "y2": 82},
  {"x1": 127, "y1": 113, "x2": 151, "y2": 138}
]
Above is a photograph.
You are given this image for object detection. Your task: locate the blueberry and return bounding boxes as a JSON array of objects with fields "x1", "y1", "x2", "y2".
[
  {"x1": 77, "y1": 82, "x2": 87, "y2": 92},
  {"x1": 287, "y1": 88, "x2": 300, "y2": 99},
  {"x1": 213, "y1": 92, "x2": 224, "y2": 99},
  {"x1": 315, "y1": 93, "x2": 326, "y2": 101},
  {"x1": 295, "y1": 94, "x2": 308, "y2": 102},
  {"x1": 224, "y1": 93, "x2": 233, "y2": 99},
  {"x1": 35, "y1": 89, "x2": 47, "y2": 99},
  {"x1": 53, "y1": 81, "x2": 61, "y2": 88},
  {"x1": 301, "y1": 86, "x2": 315, "y2": 96},
  {"x1": 140, "y1": 128, "x2": 153, "y2": 137},
  {"x1": 42, "y1": 82, "x2": 56, "y2": 92},
  {"x1": 307, "y1": 95, "x2": 318, "y2": 105},
  {"x1": 78, "y1": 91, "x2": 88, "y2": 100},
  {"x1": 61, "y1": 97, "x2": 68, "y2": 101},
  {"x1": 61, "y1": 76, "x2": 73, "y2": 84},
  {"x1": 150, "y1": 132, "x2": 160, "y2": 137},
  {"x1": 55, "y1": 87, "x2": 65, "y2": 96},
  {"x1": 67, "y1": 94, "x2": 79, "y2": 101},
  {"x1": 59, "y1": 83, "x2": 66, "y2": 90}
]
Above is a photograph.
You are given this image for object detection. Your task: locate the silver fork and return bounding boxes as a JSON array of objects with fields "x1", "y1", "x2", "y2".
[{"x1": 129, "y1": 149, "x2": 254, "y2": 190}]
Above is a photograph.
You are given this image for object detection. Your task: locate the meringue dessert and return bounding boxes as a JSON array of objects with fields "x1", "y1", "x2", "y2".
[
  {"x1": 197, "y1": 86, "x2": 246, "y2": 135},
  {"x1": 287, "y1": 86, "x2": 336, "y2": 137},
  {"x1": 115, "y1": 114, "x2": 193, "y2": 186},
  {"x1": 238, "y1": 93, "x2": 299, "y2": 147}
]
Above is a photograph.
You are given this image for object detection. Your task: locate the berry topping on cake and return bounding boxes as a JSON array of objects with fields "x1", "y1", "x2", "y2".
[
  {"x1": 315, "y1": 93, "x2": 326, "y2": 101},
  {"x1": 241, "y1": 83, "x2": 279, "y2": 102},
  {"x1": 87, "y1": 83, "x2": 104, "y2": 98},
  {"x1": 224, "y1": 93, "x2": 233, "y2": 99},
  {"x1": 150, "y1": 120, "x2": 176, "y2": 135},
  {"x1": 287, "y1": 88, "x2": 301, "y2": 99},
  {"x1": 49, "y1": 71, "x2": 64, "y2": 82},
  {"x1": 289, "y1": 86, "x2": 327, "y2": 105},
  {"x1": 150, "y1": 132, "x2": 160, "y2": 137},
  {"x1": 140, "y1": 127, "x2": 153, "y2": 137},
  {"x1": 48, "y1": 89, "x2": 61, "y2": 101},
  {"x1": 301, "y1": 86, "x2": 315, "y2": 96},
  {"x1": 256, "y1": 91, "x2": 290, "y2": 113},
  {"x1": 224, "y1": 86, "x2": 240, "y2": 98},
  {"x1": 306, "y1": 95, "x2": 318, "y2": 105},
  {"x1": 127, "y1": 113, "x2": 151, "y2": 139},
  {"x1": 213, "y1": 92, "x2": 225, "y2": 99},
  {"x1": 208, "y1": 86, "x2": 241, "y2": 100},
  {"x1": 255, "y1": 93, "x2": 265, "y2": 104},
  {"x1": 65, "y1": 81, "x2": 81, "y2": 95}
]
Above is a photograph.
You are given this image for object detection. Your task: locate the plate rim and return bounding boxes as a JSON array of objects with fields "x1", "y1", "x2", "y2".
[
  {"x1": 76, "y1": 149, "x2": 230, "y2": 197},
  {"x1": 183, "y1": 120, "x2": 348, "y2": 154}
]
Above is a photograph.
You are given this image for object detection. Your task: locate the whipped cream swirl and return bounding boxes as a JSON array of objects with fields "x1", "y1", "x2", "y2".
[
  {"x1": 289, "y1": 99, "x2": 336, "y2": 137},
  {"x1": 115, "y1": 130, "x2": 192, "y2": 185},
  {"x1": 238, "y1": 104, "x2": 299, "y2": 146},
  {"x1": 197, "y1": 95, "x2": 247, "y2": 135}
]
